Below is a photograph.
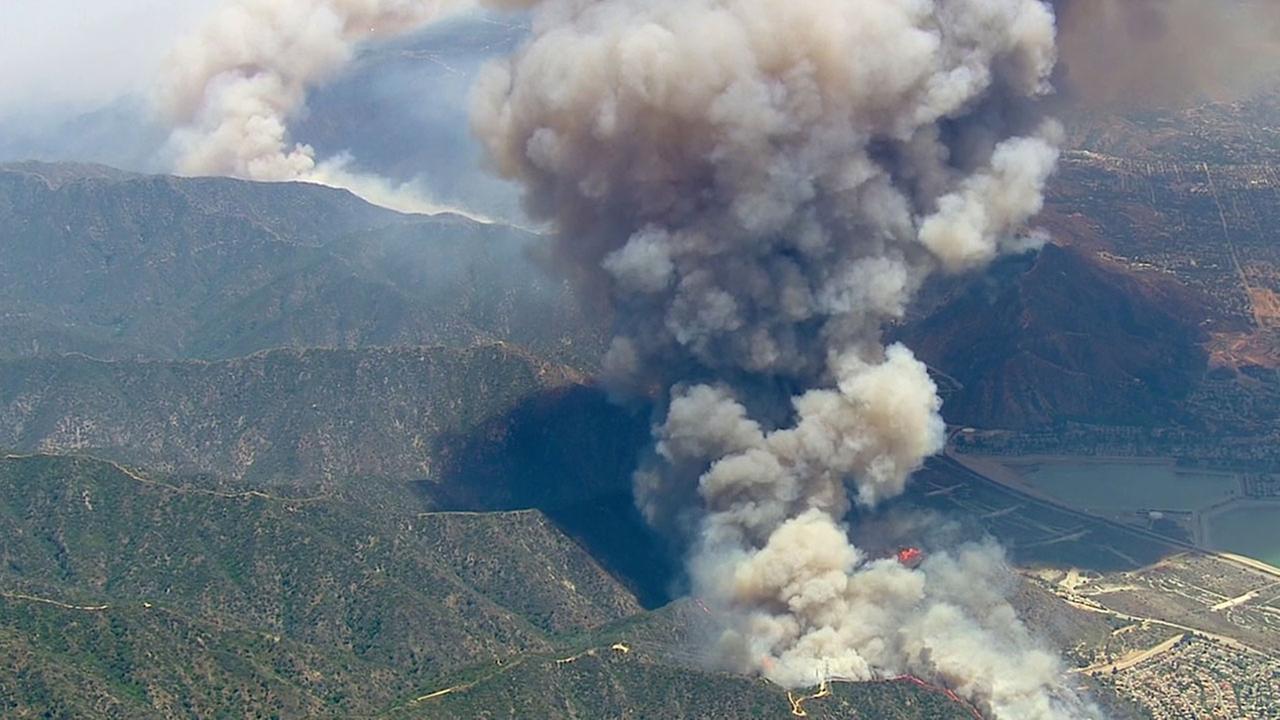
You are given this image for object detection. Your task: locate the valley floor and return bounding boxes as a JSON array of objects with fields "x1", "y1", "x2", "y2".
[{"x1": 929, "y1": 451, "x2": 1280, "y2": 719}]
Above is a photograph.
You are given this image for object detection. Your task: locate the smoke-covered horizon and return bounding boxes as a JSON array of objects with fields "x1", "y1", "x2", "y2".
[
  {"x1": 1054, "y1": 0, "x2": 1280, "y2": 109},
  {"x1": 0, "y1": 2, "x2": 532, "y2": 220},
  {"x1": 155, "y1": 0, "x2": 499, "y2": 217},
  {"x1": 0, "y1": 0, "x2": 220, "y2": 120},
  {"x1": 6, "y1": 0, "x2": 1279, "y2": 221},
  {"x1": 473, "y1": 0, "x2": 1096, "y2": 717}
]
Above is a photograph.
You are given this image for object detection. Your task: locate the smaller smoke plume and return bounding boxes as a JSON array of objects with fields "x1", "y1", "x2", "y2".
[
  {"x1": 1056, "y1": 0, "x2": 1280, "y2": 107},
  {"x1": 657, "y1": 374, "x2": 1092, "y2": 719},
  {"x1": 158, "y1": 0, "x2": 495, "y2": 217}
]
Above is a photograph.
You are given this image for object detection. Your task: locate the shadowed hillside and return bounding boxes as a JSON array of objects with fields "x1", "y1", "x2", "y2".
[
  {"x1": 900, "y1": 244, "x2": 1208, "y2": 430},
  {"x1": 429, "y1": 386, "x2": 677, "y2": 606}
]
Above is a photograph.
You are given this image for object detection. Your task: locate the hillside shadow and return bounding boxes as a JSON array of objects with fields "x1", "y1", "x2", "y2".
[
  {"x1": 422, "y1": 385, "x2": 679, "y2": 608},
  {"x1": 421, "y1": 381, "x2": 1189, "y2": 603}
]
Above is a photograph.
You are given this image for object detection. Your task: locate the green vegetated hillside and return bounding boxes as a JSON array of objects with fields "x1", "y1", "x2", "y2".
[
  {"x1": 0, "y1": 454, "x2": 638, "y2": 718},
  {"x1": 397, "y1": 652, "x2": 976, "y2": 720},
  {"x1": 0, "y1": 454, "x2": 974, "y2": 720},
  {"x1": 0, "y1": 162, "x2": 605, "y2": 366},
  {"x1": 0, "y1": 344, "x2": 581, "y2": 486},
  {"x1": 0, "y1": 339, "x2": 676, "y2": 605},
  {"x1": 0, "y1": 160, "x2": 1080, "y2": 719}
]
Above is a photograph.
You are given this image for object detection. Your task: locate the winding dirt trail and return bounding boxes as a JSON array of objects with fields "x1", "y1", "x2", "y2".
[{"x1": 1, "y1": 591, "x2": 110, "y2": 612}]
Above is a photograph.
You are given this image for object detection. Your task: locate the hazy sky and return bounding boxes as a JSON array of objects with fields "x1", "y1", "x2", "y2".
[
  {"x1": 0, "y1": 0, "x2": 525, "y2": 219},
  {"x1": 0, "y1": 0, "x2": 218, "y2": 117}
]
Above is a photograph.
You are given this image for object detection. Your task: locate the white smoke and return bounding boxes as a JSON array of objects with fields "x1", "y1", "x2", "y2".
[
  {"x1": 158, "y1": 0, "x2": 500, "y2": 218},
  {"x1": 475, "y1": 0, "x2": 1096, "y2": 717}
]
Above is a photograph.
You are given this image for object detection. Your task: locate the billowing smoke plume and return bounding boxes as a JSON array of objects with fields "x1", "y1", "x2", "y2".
[
  {"x1": 475, "y1": 0, "x2": 1095, "y2": 717},
  {"x1": 1055, "y1": 0, "x2": 1280, "y2": 108},
  {"x1": 158, "y1": 0, "x2": 498, "y2": 215}
]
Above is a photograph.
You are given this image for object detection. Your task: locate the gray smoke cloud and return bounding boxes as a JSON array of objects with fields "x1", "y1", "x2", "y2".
[
  {"x1": 158, "y1": 0, "x2": 504, "y2": 217},
  {"x1": 1055, "y1": 0, "x2": 1280, "y2": 108},
  {"x1": 474, "y1": 0, "x2": 1097, "y2": 717},
  {"x1": 0, "y1": 0, "x2": 218, "y2": 119}
]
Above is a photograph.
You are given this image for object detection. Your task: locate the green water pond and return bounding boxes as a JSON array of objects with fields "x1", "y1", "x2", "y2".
[
  {"x1": 1012, "y1": 460, "x2": 1280, "y2": 567},
  {"x1": 1016, "y1": 461, "x2": 1241, "y2": 512},
  {"x1": 1206, "y1": 504, "x2": 1280, "y2": 568}
]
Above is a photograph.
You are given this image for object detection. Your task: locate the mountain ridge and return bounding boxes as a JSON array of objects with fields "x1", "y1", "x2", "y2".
[{"x1": 0, "y1": 162, "x2": 604, "y2": 366}]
